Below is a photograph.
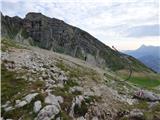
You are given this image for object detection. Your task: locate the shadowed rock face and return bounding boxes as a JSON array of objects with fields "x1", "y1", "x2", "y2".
[{"x1": 1, "y1": 12, "x2": 153, "y2": 71}]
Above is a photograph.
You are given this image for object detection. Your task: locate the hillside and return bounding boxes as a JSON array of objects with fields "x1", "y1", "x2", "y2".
[
  {"x1": 124, "y1": 45, "x2": 160, "y2": 73},
  {"x1": 1, "y1": 12, "x2": 153, "y2": 72},
  {"x1": 1, "y1": 38, "x2": 160, "y2": 120},
  {"x1": 1, "y1": 12, "x2": 160, "y2": 120}
]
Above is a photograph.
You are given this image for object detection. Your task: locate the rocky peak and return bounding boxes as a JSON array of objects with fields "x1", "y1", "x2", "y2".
[
  {"x1": 1, "y1": 12, "x2": 154, "y2": 72},
  {"x1": 25, "y1": 12, "x2": 45, "y2": 20}
]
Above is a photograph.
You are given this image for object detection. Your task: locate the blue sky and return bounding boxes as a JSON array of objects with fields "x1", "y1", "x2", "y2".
[{"x1": 1, "y1": 0, "x2": 159, "y2": 50}]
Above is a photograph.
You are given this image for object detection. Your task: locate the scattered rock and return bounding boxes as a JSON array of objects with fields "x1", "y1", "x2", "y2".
[
  {"x1": 23, "y1": 93, "x2": 39, "y2": 103},
  {"x1": 2, "y1": 101, "x2": 11, "y2": 108},
  {"x1": 69, "y1": 95, "x2": 84, "y2": 117},
  {"x1": 149, "y1": 101, "x2": 159, "y2": 108},
  {"x1": 56, "y1": 96, "x2": 64, "y2": 104},
  {"x1": 15, "y1": 100, "x2": 21, "y2": 104},
  {"x1": 15, "y1": 100, "x2": 27, "y2": 108},
  {"x1": 58, "y1": 74, "x2": 67, "y2": 84},
  {"x1": 77, "y1": 116, "x2": 86, "y2": 120},
  {"x1": 36, "y1": 105, "x2": 60, "y2": 120},
  {"x1": 75, "y1": 95, "x2": 84, "y2": 107},
  {"x1": 129, "y1": 109, "x2": 144, "y2": 120},
  {"x1": 45, "y1": 94, "x2": 61, "y2": 109},
  {"x1": 91, "y1": 117, "x2": 98, "y2": 120},
  {"x1": 34, "y1": 101, "x2": 42, "y2": 113},
  {"x1": 56, "y1": 117, "x2": 61, "y2": 120},
  {"x1": 69, "y1": 86, "x2": 83, "y2": 94},
  {"x1": 134, "y1": 90, "x2": 160, "y2": 102},
  {"x1": 4, "y1": 106, "x2": 14, "y2": 112}
]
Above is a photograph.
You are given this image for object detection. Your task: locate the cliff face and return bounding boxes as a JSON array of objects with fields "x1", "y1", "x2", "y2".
[{"x1": 1, "y1": 12, "x2": 153, "y2": 72}]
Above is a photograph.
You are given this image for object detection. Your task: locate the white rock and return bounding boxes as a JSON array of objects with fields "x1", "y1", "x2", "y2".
[
  {"x1": 56, "y1": 96, "x2": 63, "y2": 104},
  {"x1": 34, "y1": 101, "x2": 42, "y2": 113},
  {"x1": 2, "y1": 101, "x2": 10, "y2": 108},
  {"x1": 69, "y1": 86, "x2": 83, "y2": 93},
  {"x1": 45, "y1": 94, "x2": 60, "y2": 109},
  {"x1": 69, "y1": 95, "x2": 84, "y2": 117},
  {"x1": 15, "y1": 100, "x2": 27, "y2": 108},
  {"x1": 75, "y1": 95, "x2": 84, "y2": 107},
  {"x1": 129, "y1": 109, "x2": 144, "y2": 119},
  {"x1": 77, "y1": 116, "x2": 86, "y2": 120},
  {"x1": 4, "y1": 106, "x2": 14, "y2": 112},
  {"x1": 36, "y1": 105, "x2": 60, "y2": 120},
  {"x1": 15, "y1": 100, "x2": 21, "y2": 104},
  {"x1": 92, "y1": 117, "x2": 98, "y2": 120},
  {"x1": 56, "y1": 117, "x2": 61, "y2": 120},
  {"x1": 24, "y1": 93, "x2": 39, "y2": 103},
  {"x1": 58, "y1": 75, "x2": 67, "y2": 83},
  {"x1": 45, "y1": 89, "x2": 53, "y2": 94},
  {"x1": 57, "y1": 83, "x2": 64, "y2": 88}
]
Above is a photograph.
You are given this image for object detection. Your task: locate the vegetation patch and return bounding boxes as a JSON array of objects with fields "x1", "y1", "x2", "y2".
[
  {"x1": 1, "y1": 64, "x2": 28, "y2": 104},
  {"x1": 74, "y1": 101, "x2": 88, "y2": 117},
  {"x1": 131, "y1": 101, "x2": 148, "y2": 110},
  {"x1": 1, "y1": 37, "x2": 26, "y2": 51},
  {"x1": 56, "y1": 60, "x2": 101, "y2": 82},
  {"x1": 29, "y1": 80, "x2": 45, "y2": 91},
  {"x1": 21, "y1": 29, "x2": 29, "y2": 39},
  {"x1": 128, "y1": 76, "x2": 160, "y2": 89}
]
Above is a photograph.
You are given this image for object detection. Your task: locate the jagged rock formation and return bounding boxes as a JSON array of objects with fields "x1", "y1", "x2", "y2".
[{"x1": 1, "y1": 12, "x2": 153, "y2": 72}]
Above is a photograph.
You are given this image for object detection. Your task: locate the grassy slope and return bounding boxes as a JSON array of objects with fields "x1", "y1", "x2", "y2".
[{"x1": 128, "y1": 75, "x2": 160, "y2": 88}]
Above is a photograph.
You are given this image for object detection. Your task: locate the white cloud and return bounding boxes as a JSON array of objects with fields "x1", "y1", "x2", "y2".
[{"x1": 1, "y1": 0, "x2": 159, "y2": 50}]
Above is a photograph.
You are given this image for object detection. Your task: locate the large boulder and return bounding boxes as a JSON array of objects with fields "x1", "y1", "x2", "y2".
[
  {"x1": 23, "y1": 93, "x2": 39, "y2": 103},
  {"x1": 133, "y1": 90, "x2": 160, "y2": 102},
  {"x1": 45, "y1": 94, "x2": 63, "y2": 109},
  {"x1": 34, "y1": 100, "x2": 42, "y2": 113},
  {"x1": 36, "y1": 105, "x2": 60, "y2": 120},
  {"x1": 15, "y1": 100, "x2": 27, "y2": 108},
  {"x1": 129, "y1": 109, "x2": 144, "y2": 120}
]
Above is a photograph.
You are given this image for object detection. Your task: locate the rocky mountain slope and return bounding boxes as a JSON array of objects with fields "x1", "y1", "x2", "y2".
[
  {"x1": 1, "y1": 12, "x2": 160, "y2": 120},
  {"x1": 1, "y1": 12, "x2": 153, "y2": 72},
  {"x1": 1, "y1": 38, "x2": 160, "y2": 120},
  {"x1": 124, "y1": 45, "x2": 160, "y2": 73}
]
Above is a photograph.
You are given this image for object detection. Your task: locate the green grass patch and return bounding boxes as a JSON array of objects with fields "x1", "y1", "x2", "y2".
[
  {"x1": 131, "y1": 101, "x2": 149, "y2": 110},
  {"x1": 21, "y1": 29, "x2": 29, "y2": 39},
  {"x1": 74, "y1": 101, "x2": 88, "y2": 117},
  {"x1": 128, "y1": 76, "x2": 160, "y2": 89},
  {"x1": 1, "y1": 37, "x2": 26, "y2": 51},
  {"x1": 1, "y1": 64, "x2": 28, "y2": 104}
]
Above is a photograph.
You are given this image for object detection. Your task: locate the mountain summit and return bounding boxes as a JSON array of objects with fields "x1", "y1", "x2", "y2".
[{"x1": 1, "y1": 12, "x2": 153, "y2": 72}]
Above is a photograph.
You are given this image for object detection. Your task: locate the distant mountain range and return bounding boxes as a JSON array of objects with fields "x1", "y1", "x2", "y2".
[{"x1": 124, "y1": 45, "x2": 160, "y2": 73}]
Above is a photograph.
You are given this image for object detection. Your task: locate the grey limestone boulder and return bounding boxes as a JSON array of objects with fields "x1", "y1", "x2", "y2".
[
  {"x1": 34, "y1": 100, "x2": 42, "y2": 113},
  {"x1": 36, "y1": 105, "x2": 60, "y2": 120}
]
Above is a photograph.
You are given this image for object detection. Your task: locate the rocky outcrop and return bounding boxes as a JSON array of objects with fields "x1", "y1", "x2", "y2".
[
  {"x1": 34, "y1": 101, "x2": 42, "y2": 113},
  {"x1": 1, "y1": 12, "x2": 152, "y2": 72},
  {"x1": 133, "y1": 90, "x2": 160, "y2": 102},
  {"x1": 129, "y1": 109, "x2": 145, "y2": 120},
  {"x1": 36, "y1": 105, "x2": 60, "y2": 120}
]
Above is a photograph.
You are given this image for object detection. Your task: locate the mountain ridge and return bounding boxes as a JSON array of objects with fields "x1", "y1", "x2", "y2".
[
  {"x1": 124, "y1": 45, "x2": 160, "y2": 73},
  {"x1": 1, "y1": 12, "x2": 154, "y2": 72},
  {"x1": 1, "y1": 12, "x2": 160, "y2": 120}
]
